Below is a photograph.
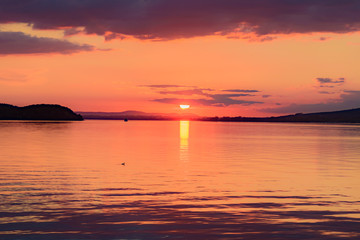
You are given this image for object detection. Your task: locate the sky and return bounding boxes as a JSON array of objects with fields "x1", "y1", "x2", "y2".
[{"x1": 1, "y1": 0, "x2": 360, "y2": 117}]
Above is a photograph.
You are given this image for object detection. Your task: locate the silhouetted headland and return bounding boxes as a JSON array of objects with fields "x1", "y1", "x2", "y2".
[
  {"x1": 0, "y1": 104, "x2": 83, "y2": 120},
  {"x1": 78, "y1": 108, "x2": 360, "y2": 123},
  {"x1": 204, "y1": 108, "x2": 360, "y2": 123}
]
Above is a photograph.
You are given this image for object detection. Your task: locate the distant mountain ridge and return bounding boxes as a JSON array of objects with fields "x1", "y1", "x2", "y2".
[
  {"x1": 0, "y1": 104, "x2": 83, "y2": 120},
  {"x1": 204, "y1": 108, "x2": 360, "y2": 123},
  {"x1": 269, "y1": 108, "x2": 360, "y2": 123},
  {"x1": 79, "y1": 108, "x2": 360, "y2": 123},
  {"x1": 77, "y1": 110, "x2": 199, "y2": 120}
]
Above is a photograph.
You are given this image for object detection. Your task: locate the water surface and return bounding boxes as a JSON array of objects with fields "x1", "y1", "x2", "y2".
[{"x1": 1, "y1": 120, "x2": 360, "y2": 239}]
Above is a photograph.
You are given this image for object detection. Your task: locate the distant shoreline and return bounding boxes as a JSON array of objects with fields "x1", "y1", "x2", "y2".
[
  {"x1": 78, "y1": 107, "x2": 360, "y2": 123},
  {"x1": 1, "y1": 104, "x2": 359, "y2": 123}
]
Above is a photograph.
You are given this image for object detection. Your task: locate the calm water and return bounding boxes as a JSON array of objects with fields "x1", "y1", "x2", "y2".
[{"x1": 1, "y1": 120, "x2": 360, "y2": 239}]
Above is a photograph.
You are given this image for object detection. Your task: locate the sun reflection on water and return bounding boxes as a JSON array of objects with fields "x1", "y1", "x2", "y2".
[{"x1": 179, "y1": 120, "x2": 189, "y2": 161}]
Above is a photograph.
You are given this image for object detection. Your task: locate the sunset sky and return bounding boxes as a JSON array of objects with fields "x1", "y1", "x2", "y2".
[{"x1": 1, "y1": 0, "x2": 360, "y2": 117}]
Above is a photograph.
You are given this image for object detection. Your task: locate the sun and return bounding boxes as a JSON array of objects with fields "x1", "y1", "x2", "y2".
[{"x1": 179, "y1": 105, "x2": 190, "y2": 109}]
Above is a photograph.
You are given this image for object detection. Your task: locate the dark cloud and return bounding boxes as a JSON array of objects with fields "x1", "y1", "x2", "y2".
[
  {"x1": 0, "y1": 31, "x2": 93, "y2": 55},
  {"x1": 153, "y1": 98, "x2": 262, "y2": 107},
  {"x1": 104, "y1": 32, "x2": 126, "y2": 41},
  {"x1": 262, "y1": 90, "x2": 360, "y2": 114},
  {"x1": 213, "y1": 93, "x2": 255, "y2": 98},
  {"x1": 222, "y1": 89, "x2": 260, "y2": 93},
  {"x1": 141, "y1": 85, "x2": 214, "y2": 95},
  {"x1": 209, "y1": 94, "x2": 260, "y2": 106},
  {"x1": 259, "y1": 36, "x2": 277, "y2": 42},
  {"x1": 317, "y1": 77, "x2": 345, "y2": 85},
  {"x1": 317, "y1": 78, "x2": 333, "y2": 84},
  {"x1": 63, "y1": 27, "x2": 83, "y2": 37},
  {"x1": 154, "y1": 94, "x2": 262, "y2": 107},
  {"x1": 318, "y1": 91, "x2": 335, "y2": 94},
  {"x1": 159, "y1": 89, "x2": 208, "y2": 96},
  {"x1": 1, "y1": 1, "x2": 360, "y2": 40},
  {"x1": 145, "y1": 84, "x2": 263, "y2": 106},
  {"x1": 316, "y1": 77, "x2": 346, "y2": 90}
]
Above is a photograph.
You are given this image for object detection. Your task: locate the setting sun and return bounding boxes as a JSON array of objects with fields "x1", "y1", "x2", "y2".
[{"x1": 180, "y1": 105, "x2": 190, "y2": 109}]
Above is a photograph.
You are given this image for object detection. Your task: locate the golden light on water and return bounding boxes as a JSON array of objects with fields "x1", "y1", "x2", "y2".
[
  {"x1": 180, "y1": 120, "x2": 189, "y2": 140},
  {"x1": 180, "y1": 105, "x2": 190, "y2": 109},
  {"x1": 179, "y1": 121, "x2": 189, "y2": 162}
]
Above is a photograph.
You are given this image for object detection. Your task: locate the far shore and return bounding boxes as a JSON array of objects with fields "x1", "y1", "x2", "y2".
[{"x1": 78, "y1": 107, "x2": 360, "y2": 123}]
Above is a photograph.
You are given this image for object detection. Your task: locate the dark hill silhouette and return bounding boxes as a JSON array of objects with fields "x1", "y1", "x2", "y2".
[
  {"x1": 0, "y1": 104, "x2": 83, "y2": 120},
  {"x1": 267, "y1": 108, "x2": 360, "y2": 123},
  {"x1": 204, "y1": 108, "x2": 360, "y2": 123}
]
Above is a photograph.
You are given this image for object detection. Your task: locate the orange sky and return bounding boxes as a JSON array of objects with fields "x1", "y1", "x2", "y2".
[{"x1": 1, "y1": 1, "x2": 360, "y2": 117}]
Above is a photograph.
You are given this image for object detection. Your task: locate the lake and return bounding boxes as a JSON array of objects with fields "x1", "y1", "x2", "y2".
[{"x1": 1, "y1": 120, "x2": 360, "y2": 239}]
